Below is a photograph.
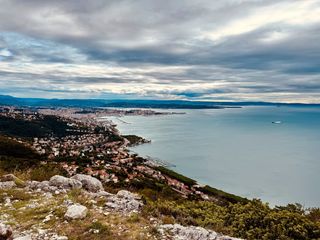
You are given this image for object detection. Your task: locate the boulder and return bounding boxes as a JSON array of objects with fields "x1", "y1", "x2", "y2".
[
  {"x1": 159, "y1": 224, "x2": 218, "y2": 240},
  {"x1": 158, "y1": 224, "x2": 243, "y2": 240},
  {"x1": 105, "y1": 190, "x2": 143, "y2": 213},
  {"x1": 0, "y1": 223, "x2": 13, "y2": 240},
  {"x1": 71, "y1": 174, "x2": 103, "y2": 192},
  {"x1": 64, "y1": 204, "x2": 88, "y2": 220},
  {"x1": 0, "y1": 181, "x2": 16, "y2": 190},
  {"x1": 117, "y1": 190, "x2": 140, "y2": 200},
  {"x1": 49, "y1": 176, "x2": 82, "y2": 190}
]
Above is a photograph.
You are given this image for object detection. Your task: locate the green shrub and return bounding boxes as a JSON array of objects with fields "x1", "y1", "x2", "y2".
[
  {"x1": 155, "y1": 166, "x2": 196, "y2": 187},
  {"x1": 145, "y1": 198, "x2": 320, "y2": 240},
  {"x1": 0, "y1": 136, "x2": 42, "y2": 171},
  {"x1": 201, "y1": 185, "x2": 248, "y2": 204}
]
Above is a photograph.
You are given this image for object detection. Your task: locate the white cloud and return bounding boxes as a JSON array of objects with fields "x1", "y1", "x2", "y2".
[
  {"x1": 205, "y1": 1, "x2": 320, "y2": 41},
  {"x1": 0, "y1": 48, "x2": 12, "y2": 57},
  {"x1": 259, "y1": 31, "x2": 289, "y2": 43}
]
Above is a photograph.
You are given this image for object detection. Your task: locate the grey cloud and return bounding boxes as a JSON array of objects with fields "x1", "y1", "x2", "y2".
[{"x1": 0, "y1": 0, "x2": 319, "y2": 102}]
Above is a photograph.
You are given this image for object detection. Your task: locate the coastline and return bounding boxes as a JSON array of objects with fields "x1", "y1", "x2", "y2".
[
  {"x1": 107, "y1": 106, "x2": 320, "y2": 208},
  {"x1": 1, "y1": 105, "x2": 320, "y2": 239}
]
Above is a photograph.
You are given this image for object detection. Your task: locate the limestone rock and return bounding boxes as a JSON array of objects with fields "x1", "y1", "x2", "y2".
[
  {"x1": 159, "y1": 224, "x2": 243, "y2": 240},
  {"x1": 159, "y1": 224, "x2": 218, "y2": 240},
  {"x1": 0, "y1": 181, "x2": 16, "y2": 190},
  {"x1": 56, "y1": 236, "x2": 68, "y2": 240},
  {"x1": 217, "y1": 237, "x2": 242, "y2": 240},
  {"x1": 49, "y1": 175, "x2": 82, "y2": 190},
  {"x1": 71, "y1": 174, "x2": 103, "y2": 192},
  {"x1": 116, "y1": 190, "x2": 140, "y2": 199},
  {"x1": 0, "y1": 223, "x2": 13, "y2": 240},
  {"x1": 64, "y1": 204, "x2": 88, "y2": 220},
  {"x1": 26, "y1": 180, "x2": 60, "y2": 193},
  {"x1": 105, "y1": 190, "x2": 143, "y2": 213}
]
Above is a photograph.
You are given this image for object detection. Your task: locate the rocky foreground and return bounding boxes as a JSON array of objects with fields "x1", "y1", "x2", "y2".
[{"x1": 0, "y1": 174, "x2": 240, "y2": 240}]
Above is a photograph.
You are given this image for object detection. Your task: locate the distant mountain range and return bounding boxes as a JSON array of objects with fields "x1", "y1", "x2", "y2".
[{"x1": 0, "y1": 94, "x2": 319, "y2": 109}]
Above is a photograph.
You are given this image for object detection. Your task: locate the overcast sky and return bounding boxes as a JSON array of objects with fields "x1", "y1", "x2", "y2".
[{"x1": 0, "y1": 0, "x2": 320, "y2": 102}]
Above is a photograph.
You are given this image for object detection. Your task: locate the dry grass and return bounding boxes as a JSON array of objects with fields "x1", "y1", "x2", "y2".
[{"x1": 0, "y1": 189, "x2": 161, "y2": 240}]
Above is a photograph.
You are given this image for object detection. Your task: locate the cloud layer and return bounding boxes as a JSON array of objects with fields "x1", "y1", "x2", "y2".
[{"x1": 0, "y1": 0, "x2": 320, "y2": 102}]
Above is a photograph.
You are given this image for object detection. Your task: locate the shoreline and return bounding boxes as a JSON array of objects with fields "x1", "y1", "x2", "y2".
[
  {"x1": 1, "y1": 105, "x2": 318, "y2": 207},
  {"x1": 1, "y1": 105, "x2": 320, "y2": 239},
  {"x1": 107, "y1": 111, "x2": 319, "y2": 208}
]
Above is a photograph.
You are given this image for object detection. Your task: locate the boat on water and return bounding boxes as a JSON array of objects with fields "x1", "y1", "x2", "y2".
[{"x1": 272, "y1": 121, "x2": 282, "y2": 124}]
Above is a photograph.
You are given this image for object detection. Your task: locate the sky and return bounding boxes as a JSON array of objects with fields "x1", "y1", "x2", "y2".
[{"x1": 0, "y1": 0, "x2": 320, "y2": 103}]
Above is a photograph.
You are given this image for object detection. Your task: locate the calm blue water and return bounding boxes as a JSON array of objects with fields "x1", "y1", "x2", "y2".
[{"x1": 107, "y1": 106, "x2": 320, "y2": 207}]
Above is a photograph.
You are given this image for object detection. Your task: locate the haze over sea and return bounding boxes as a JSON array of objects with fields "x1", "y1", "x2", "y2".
[{"x1": 108, "y1": 106, "x2": 320, "y2": 207}]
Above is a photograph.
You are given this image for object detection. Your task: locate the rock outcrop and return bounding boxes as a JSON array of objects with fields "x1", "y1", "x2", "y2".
[
  {"x1": 159, "y1": 224, "x2": 242, "y2": 240},
  {"x1": 25, "y1": 174, "x2": 103, "y2": 194},
  {"x1": 0, "y1": 181, "x2": 16, "y2": 190},
  {"x1": 70, "y1": 174, "x2": 103, "y2": 192},
  {"x1": 49, "y1": 175, "x2": 82, "y2": 190},
  {"x1": 26, "y1": 180, "x2": 58, "y2": 193},
  {"x1": 0, "y1": 174, "x2": 241, "y2": 240},
  {"x1": 105, "y1": 190, "x2": 143, "y2": 213},
  {"x1": 13, "y1": 232, "x2": 68, "y2": 240}
]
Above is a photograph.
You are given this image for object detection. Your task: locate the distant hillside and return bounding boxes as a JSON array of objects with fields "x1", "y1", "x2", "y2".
[
  {"x1": 0, "y1": 94, "x2": 319, "y2": 109},
  {"x1": 0, "y1": 115, "x2": 86, "y2": 138},
  {"x1": 0, "y1": 136, "x2": 42, "y2": 170}
]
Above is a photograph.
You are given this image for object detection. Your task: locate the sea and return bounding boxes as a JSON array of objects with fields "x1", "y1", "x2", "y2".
[{"x1": 106, "y1": 106, "x2": 320, "y2": 207}]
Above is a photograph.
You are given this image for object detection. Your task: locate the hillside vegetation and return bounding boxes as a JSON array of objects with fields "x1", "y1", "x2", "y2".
[
  {"x1": 0, "y1": 113, "x2": 320, "y2": 239},
  {"x1": 0, "y1": 115, "x2": 86, "y2": 138}
]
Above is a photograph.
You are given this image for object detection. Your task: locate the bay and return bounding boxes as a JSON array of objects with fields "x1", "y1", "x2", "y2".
[{"x1": 107, "y1": 106, "x2": 320, "y2": 207}]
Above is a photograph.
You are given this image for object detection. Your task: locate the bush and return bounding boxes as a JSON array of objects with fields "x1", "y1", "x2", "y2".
[
  {"x1": 155, "y1": 166, "x2": 196, "y2": 187},
  {"x1": 201, "y1": 185, "x2": 247, "y2": 204},
  {"x1": 145, "y1": 198, "x2": 320, "y2": 240},
  {"x1": 0, "y1": 136, "x2": 42, "y2": 171}
]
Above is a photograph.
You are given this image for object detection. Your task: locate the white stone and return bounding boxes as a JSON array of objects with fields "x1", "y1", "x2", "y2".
[
  {"x1": 104, "y1": 190, "x2": 143, "y2": 213},
  {"x1": 27, "y1": 180, "x2": 58, "y2": 192},
  {"x1": 0, "y1": 181, "x2": 16, "y2": 189},
  {"x1": 159, "y1": 224, "x2": 243, "y2": 240},
  {"x1": 0, "y1": 223, "x2": 13, "y2": 239},
  {"x1": 14, "y1": 236, "x2": 32, "y2": 240},
  {"x1": 217, "y1": 236, "x2": 243, "y2": 240},
  {"x1": 64, "y1": 204, "x2": 88, "y2": 220},
  {"x1": 159, "y1": 224, "x2": 218, "y2": 240},
  {"x1": 4, "y1": 197, "x2": 12, "y2": 207},
  {"x1": 56, "y1": 237, "x2": 68, "y2": 240},
  {"x1": 71, "y1": 174, "x2": 103, "y2": 192},
  {"x1": 117, "y1": 190, "x2": 140, "y2": 199},
  {"x1": 49, "y1": 175, "x2": 82, "y2": 190}
]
